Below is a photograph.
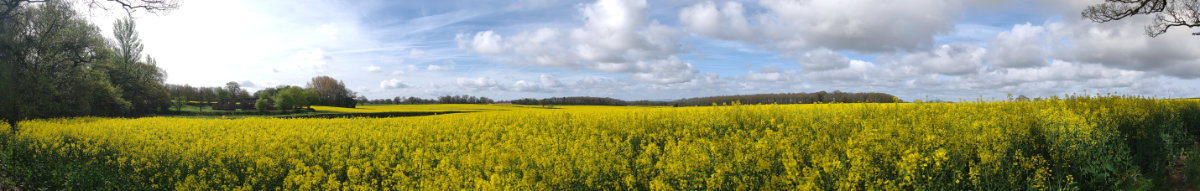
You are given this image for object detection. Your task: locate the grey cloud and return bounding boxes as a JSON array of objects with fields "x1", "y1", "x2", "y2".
[
  {"x1": 628, "y1": 57, "x2": 699, "y2": 84},
  {"x1": 796, "y1": 48, "x2": 851, "y2": 71},
  {"x1": 1047, "y1": 17, "x2": 1200, "y2": 78},
  {"x1": 965, "y1": 60, "x2": 1149, "y2": 89},
  {"x1": 900, "y1": 44, "x2": 986, "y2": 76},
  {"x1": 540, "y1": 74, "x2": 563, "y2": 88}
]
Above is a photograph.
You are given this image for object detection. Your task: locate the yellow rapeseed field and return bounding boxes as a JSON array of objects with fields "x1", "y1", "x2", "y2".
[
  {"x1": 310, "y1": 104, "x2": 535, "y2": 113},
  {"x1": 2, "y1": 96, "x2": 1199, "y2": 190}
]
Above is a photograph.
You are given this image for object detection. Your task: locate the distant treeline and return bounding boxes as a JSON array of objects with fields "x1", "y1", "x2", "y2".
[
  {"x1": 166, "y1": 84, "x2": 253, "y2": 103},
  {"x1": 510, "y1": 97, "x2": 635, "y2": 106},
  {"x1": 165, "y1": 76, "x2": 359, "y2": 108},
  {"x1": 503, "y1": 91, "x2": 899, "y2": 107},
  {"x1": 362, "y1": 95, "x2": 495, "y2": 105},
  {"x1": 673, "y1": 91, "x2": 899, "y2": 106}
]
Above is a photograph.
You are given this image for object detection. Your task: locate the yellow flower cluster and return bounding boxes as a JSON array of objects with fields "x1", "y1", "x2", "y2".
[{"x1": 3, "y1": 96, "x2": 1198, "y2": 190}]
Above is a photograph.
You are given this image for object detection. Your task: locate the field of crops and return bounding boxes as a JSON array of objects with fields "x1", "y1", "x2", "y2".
[
  {"x1": 2, "y1": 96, "x2": 1199, "y2": 190},
  {"x1": 311, "y1": 104, "x2": 536, "y2": 113}
]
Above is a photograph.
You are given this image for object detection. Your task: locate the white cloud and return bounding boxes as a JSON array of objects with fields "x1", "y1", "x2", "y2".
[
  {"x1": 512, "y1": 80, "x2": 544, "y2": 92},
  {"x1": 989, "y1": 23, "x2": 1047, "y2": 68},
  {"x1": 679, "y1": 1, "x2": 754, "y2": 40},
  {"x1": 380, "y1": 79, "x2": 410, "y2": 89},
  {"x1": 458, "y1": 30, "x2": 506, "y2": 54},
  {"x1": 318, "y1": 23, "x2": 341, "y2": 36},
  {"x1": 681, "y1": 0, "x2": 964, "y2": 53},
  {"x1": 456, "y1": 0, "x2": 686, "y2": 76},
  {"x1": 456, "y1": 77, "x2": 500, "y2": 91},
  {"x1": 796, "y1": 48, "x2": 850, "y2": 71},
  {"x1": 628, "y1": 57, "x2": 699, "y2": 84},
  {"x1": 574, "y1": 75, "x2": 621, "y2": 90},
  {"x1": 427, "y1": 61, "x2": 456, "y2": 71},
  {"x1": 93, "y1": 0, "x2": 376, "y2": 87},
  {"x1": 83, "y1": 0, "x2": 1200, "y2": 101},
  {"x1": 744, "y1": 66, "x2": 798, "y2": 82},
  {"x1": 287, "y1": 48, "x2": 332, "y2": 73},
  {"x1": 900, "y1": 44, "x2": 987, "y2": 75}
]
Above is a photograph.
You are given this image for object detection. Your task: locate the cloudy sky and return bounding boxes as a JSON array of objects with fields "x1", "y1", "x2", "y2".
[{"x1": 85, "y1": 0, "x2": 1200, "y2": 101}]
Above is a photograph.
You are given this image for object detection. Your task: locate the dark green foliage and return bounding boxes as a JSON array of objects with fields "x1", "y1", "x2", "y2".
[
  {"x1": 0, "y1": 1, "x2": 135, "y2": 130},
  {"x1": 166, "y1": 84, "x2": 236, "y2": 105},
  {"x1": 172, "y1": 96, "x2": 187, "y2": 112},
  {"x1": 103, "y1": 17, "x2": 172, "y2": 116},
  {"x1": 274, "y1": 87, "x2": 318, "y2": 111},
  {"x1": 255, "y1": 97, "x2": 270, "y2": 112},
  {"x1": 0, "y1": 1, "x2": 178, "y2": 131}
]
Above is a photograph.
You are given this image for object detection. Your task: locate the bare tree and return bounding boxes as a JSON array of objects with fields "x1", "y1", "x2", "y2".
[
  {"x1": 1083, "y1": 0, "x2": 1200, "y2": 37},
  {"x1": 2, "y1": 0, "x2": 180, "y2": 20},
  {"x1": 85, "y1": 0, "x2": 180, "y2": 15}
]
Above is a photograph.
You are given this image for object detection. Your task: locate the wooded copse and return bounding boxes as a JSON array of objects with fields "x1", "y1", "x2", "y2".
[
  {"x1": 0, "y1": 1, "x2": 173, "y2": 130},
  {"x1": 0, "y1": 0, "x2": 361, "y2": 130},
  {"x1": 166, "y1": 76, "x2": 359, "y2": 110}
]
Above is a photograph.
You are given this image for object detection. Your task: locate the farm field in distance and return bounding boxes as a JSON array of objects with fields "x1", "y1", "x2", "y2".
[{"x1": 2, "y1": 96, "x2": 1198, "y2": 190}]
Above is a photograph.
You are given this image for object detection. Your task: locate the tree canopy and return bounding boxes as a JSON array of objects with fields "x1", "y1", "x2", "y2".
[
  {"x1": 274, "y1": 86, "x2": 318, "y2": 111},
  {"x1": 2, "y1": 1, "x2": 130, "y2": 131},
  {"x1": 307, "y1": 76, "x2": 357, "y2": 108},
  {"x1": 0, "y1": 0, "x2": 179, "y2": 132}
]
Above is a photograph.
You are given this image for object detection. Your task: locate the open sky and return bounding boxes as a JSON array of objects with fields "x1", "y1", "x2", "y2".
[{"x1": 84, "y1": 0, "x2": 1200, "y2": 101}]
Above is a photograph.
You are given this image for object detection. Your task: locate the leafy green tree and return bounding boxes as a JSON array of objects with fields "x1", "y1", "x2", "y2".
[
  {"x1": 274, "y1": 87, "x2": 300, "y2": 112},
  {"x1": 255, "y1": 97, "x2": 270, "y2": 112},
  {"x1": 299, "y1": 88, "x2": 319, "y2": 110},
  {"x1": 105, "y1": 16, "x2": 171, "y2": 115},
  {"x1": 217, "y1": 88, "x2": 231, "y2": 99},
  {"x1": 172, "y1": 96, "x2": 187, "y2": 112},
  {"x1": 274, "y1": 87, "x2": 319, "y2": 112},
  {"x1": 0, "y1": 1, "x2": 132, "y2": 132}
]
